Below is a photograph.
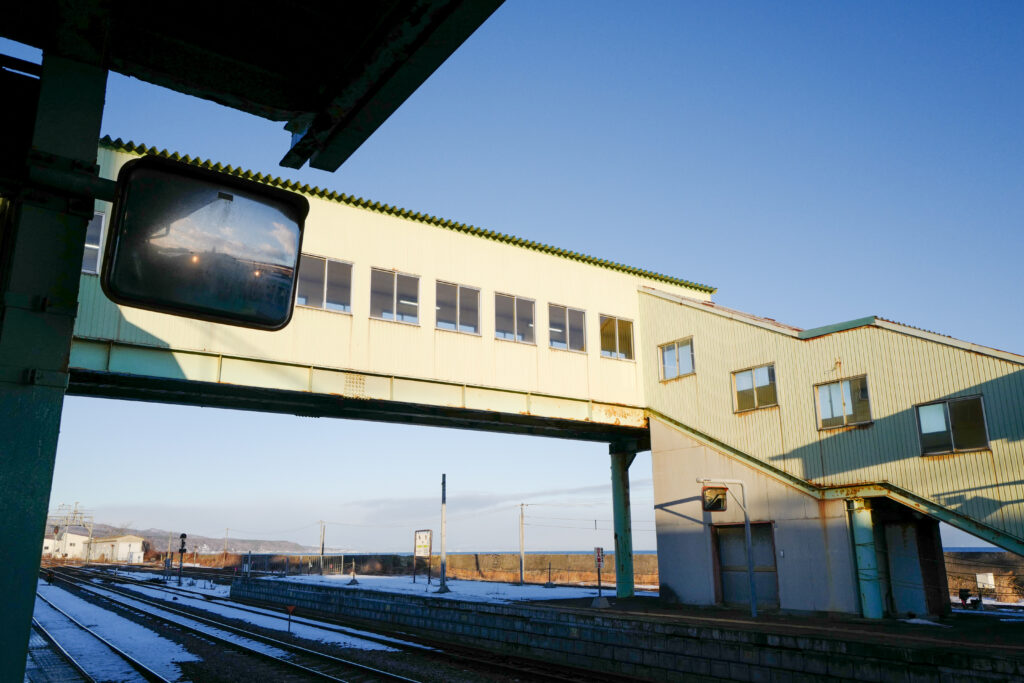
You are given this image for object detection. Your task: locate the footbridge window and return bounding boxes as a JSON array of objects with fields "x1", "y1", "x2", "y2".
[
  {"x1": 916, "y1": 396, "x2": 988, "y2": 455},
  {"x1": 549, "y1": 304, "x2": 586, "y2": 352},
  {"x1": 436, "y1": 282, "x2": 480, "y2": 334},
  {"x1": 296, "y1": 255, "x2": 352, "y2": 313},
  {"x1": 734, "y1": 364, "x2": 776, "y2": 411},
  {"x1": 495, "y1": 294, "x2": 535, "y2": 343},
  {"x1": 371, "y1": 268, "x2": 419, "y2": 324},
  {"x1": 660, "y1": 338, "x2": 694, "y2": 380},
  {"x1": 816, "y1": 376, "x2": 871, "y2": 429},
  {"x1": 599, "y1": 315, "x2": 634, "y2": 360}
]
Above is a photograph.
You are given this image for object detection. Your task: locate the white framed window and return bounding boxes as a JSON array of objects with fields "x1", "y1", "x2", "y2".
[
  {"x1": 436, "y1": 281, "x2": 480, "y2": 334},
  {"x1": 660, "y1": 338, "x2": 694, "y2": 379},
  {"x1": 599, "y1": 315, "x2": 634, "y2": 360},
  {"x1": 549, "y1": 304, "x2": 586, "y2": 352},
  {"x1": 495, "y1": 293, "x2": 534, "y2": 343},
  {"x1": 82, "y1": 212, "x2": 104, "y2": 273},
  {"x1": 815, "y1": 376, "x2": 871, "y2": 429},
  {"x1": 916, "y1": 396, "x2": 989, "y2": 455},
  {"x1": 733, "y1": 364, "x2": 777, "y2": 411},
  {"x1": 370, "y1": 268, "x2": 419, "y2": 324},
  {"x1": 296, "y1": 255, "x2": 352, "y2": 312}
]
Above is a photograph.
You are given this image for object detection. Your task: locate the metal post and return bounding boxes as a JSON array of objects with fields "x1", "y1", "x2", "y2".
[
  {"x1": 848, "y1": 498, "x2": 884, "y2": 619},
  {"x1": 696, "y1": 478, "x2": 758, "y2": 618},
  {"x1": 437, "y1": 473, "x2": 450, "y2": 593},
  {"x1": 610, "y1": 447, "x2": 636, "y2": 598},
  {"x1": 0, "y1": 53, "x2": 107, "y2": 682},
  {"x1": 319, "y1": 520, "x2": 325, "y2": 576},
  {"x1": 519, "y1": 503, "x2": 525, "y2": 585}
]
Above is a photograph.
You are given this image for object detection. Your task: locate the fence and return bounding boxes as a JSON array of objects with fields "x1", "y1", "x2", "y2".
[{"x1": 156, "y1": 551, "x2": 659, "y2": 586}]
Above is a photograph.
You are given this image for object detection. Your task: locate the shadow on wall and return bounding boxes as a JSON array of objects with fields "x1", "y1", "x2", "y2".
[{"x1": 760, "y1": 370, "x2": 1024, "y2": 538}]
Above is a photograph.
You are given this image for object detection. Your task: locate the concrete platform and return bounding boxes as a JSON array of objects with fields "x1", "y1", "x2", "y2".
[{"x1": 232, "y1": 575, "x2": 1024, "y2": 682}]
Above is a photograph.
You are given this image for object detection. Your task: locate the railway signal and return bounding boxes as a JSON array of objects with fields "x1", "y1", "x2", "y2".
[{"x1": 178, "y1": 534, "x2": 187, "y2": 586}]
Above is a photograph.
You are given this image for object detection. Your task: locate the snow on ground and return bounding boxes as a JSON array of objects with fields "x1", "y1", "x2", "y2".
[
  {"x1": 79, "y1": 582, "x2": 298, "y2": 659},
  {"x1": 266, "y1": 573, "x2": 658, "y2": 603},
  {"x1": 33, "y1": 597, "x2": 144, "y2": 682},
  {"x1": 900, "y1": 618, "x2": 951, "y2": 628},
  {"x1": 106, "y1": 578, "x2": 400, "y2": 651},
  {"x1": 35, "y1": 581, "x2": 199, "y2": 682}
]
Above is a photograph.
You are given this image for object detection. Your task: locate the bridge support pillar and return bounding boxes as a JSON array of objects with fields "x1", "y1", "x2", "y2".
[
  {"x1": 848, "y1": 498, "x2": 885, "y2": 619},
  {"x1": 0, "y1": 54, "x2": 107, "y2": 681},
  {"x1": 610, "y1": 444, "x2": 637, "y2": 599}
]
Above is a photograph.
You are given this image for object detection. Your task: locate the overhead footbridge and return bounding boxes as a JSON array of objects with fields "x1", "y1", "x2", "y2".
[{"x1": 70, "y1": 139, "x2": 1024, "y2": 618}]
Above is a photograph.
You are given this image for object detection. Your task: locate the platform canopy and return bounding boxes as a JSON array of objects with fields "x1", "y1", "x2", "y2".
[{"x1": 2, "y1": 0, "x2": 503, "y2": 171}]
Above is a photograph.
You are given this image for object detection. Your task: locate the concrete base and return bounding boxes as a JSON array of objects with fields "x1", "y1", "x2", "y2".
[{"x1": 232, "y1": 578, "x2": 1023, "y2": 682}]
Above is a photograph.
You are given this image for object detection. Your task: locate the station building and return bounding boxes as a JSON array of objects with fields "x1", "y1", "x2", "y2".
[
  {"x1": 70, "y1": 138, "x2": 1024, "y2": 618},
  {"x1": 88, "y1": 535, "x2": 148, "y2": 564},
  {"x1": 41, "y1": 530, "x2": 91, "y2": 560}
]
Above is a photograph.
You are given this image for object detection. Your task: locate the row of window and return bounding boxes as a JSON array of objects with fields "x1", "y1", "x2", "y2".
[
  {"x1": 84, "y1": 216, "x2": 990, "y2": 458},
  {"x1": 657, "y1": 340, "x2": 990, "y2": 456},
  {"x1": 295, "y1": 255, "x2": 636, "y2": 359}
]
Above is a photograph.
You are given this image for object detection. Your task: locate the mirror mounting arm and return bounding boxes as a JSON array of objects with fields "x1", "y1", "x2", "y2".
[{"x1": 27, "y1": 148, "x2": 116, "y2": 202}]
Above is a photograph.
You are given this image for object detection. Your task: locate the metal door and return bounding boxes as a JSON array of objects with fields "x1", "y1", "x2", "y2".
[{"x1": 714, "y1": 523, "x2": 780, "y2": 608}]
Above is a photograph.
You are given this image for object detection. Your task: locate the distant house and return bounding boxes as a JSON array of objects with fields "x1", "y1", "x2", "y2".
[
  {"x1": 89, "y1": 535, "x2": 148, "y2": 564},
  {"x1": 41, "y1": 530, "x2": 91, "y2": 560}
]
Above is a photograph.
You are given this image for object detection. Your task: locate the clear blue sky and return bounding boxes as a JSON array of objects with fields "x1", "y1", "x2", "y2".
[{"x1": 5, "y1": 1, "x2": 1021, "y2": 551}]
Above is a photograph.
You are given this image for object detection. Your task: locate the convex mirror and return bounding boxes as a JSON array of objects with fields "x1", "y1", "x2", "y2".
[
  {"x1": 701, "y1": 486, "x2": 728, "y2": 512},
  {"x1": 101, "y1": 156, "x2": 309, "y2": 330}
]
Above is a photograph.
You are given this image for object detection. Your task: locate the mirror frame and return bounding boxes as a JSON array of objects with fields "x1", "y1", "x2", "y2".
[{"x1": 100, "y1": 155, "x2": 309, "y2": 330}]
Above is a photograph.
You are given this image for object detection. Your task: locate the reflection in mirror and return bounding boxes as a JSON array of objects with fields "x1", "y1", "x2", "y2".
[{"x1": 103, "y1": 158, "x2": 307, "y2": 329}]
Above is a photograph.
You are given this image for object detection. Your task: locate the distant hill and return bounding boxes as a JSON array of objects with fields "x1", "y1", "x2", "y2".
[{"x1": 57, "y1": 523, "x2": 312, "y2": 555}]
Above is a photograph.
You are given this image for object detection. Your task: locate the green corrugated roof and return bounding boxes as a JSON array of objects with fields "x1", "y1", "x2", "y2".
[
  {"x1": 797, "y1": 316, "x2": 877, "y2": 339},
  {"x1": 98, "y1": 136, "x2": 716, "y2": 294}
]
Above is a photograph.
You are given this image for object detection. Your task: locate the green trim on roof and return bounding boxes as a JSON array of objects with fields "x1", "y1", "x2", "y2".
[
  {"x1": 98, "y1": 136, "x2": 716, "y2": 294},
  {"x1": 798, "y1": 316, "x2": 876, "y2": 340}
]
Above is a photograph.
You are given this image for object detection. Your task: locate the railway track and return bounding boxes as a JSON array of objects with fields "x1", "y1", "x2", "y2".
[
  {"x1": 34, "y1": 591, "x2": 173, "y2": 682},
  {"x1": 46, "y1": 568, "x2": 421, "y2": 682},
  {"x1": 56, "y1": 565, "x2": 633, "y2": 682}
]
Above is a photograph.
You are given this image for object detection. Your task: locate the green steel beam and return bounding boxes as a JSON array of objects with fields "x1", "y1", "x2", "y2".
[
  {"x1": 822, "y1": 484, "x2": 1024, "y2": 556},
  {"x1": 848, "y1": 498, "x2": 885, "y2": 619},
  {"x1": 0, "y1": 54, "x2": 107, "y2": 682},
  {"x1": 610, "y1": 447, "x2": 636, "y2": 599}
]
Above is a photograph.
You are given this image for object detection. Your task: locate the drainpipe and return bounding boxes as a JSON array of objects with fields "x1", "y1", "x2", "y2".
[{"x1": 848, "y1": 498, "x2": 884, "y2": 619}]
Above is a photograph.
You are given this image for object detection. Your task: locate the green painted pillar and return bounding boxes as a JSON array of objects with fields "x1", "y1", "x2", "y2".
[
  {"x1": 610, "y1": 446, "x2": 636, "y2": 599},
  {"x1": 849, "y1": 498, "x2": 885, "y2": 619},
  {"x1": 0, "y1": 54, "x2": 107, "y2": 681}
]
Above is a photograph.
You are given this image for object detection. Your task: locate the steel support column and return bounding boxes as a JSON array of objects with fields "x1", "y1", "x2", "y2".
[
  {"x1": 848, "y1": 498, "x2": 885, "y2": 619},
  {"x1": 0, "y1": 54, "x2": 106, "y2": 681},
  {"x1": 610, "y1": 445, "x2": 636, "y2": 599}
]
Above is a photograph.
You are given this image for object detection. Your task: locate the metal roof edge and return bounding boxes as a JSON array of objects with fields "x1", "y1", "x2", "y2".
[
  {"x1": 797, "y1": 316, "x2": 877, "y2": 340},
  {"x1": 873, "y1": 319, "x2": 1024, "y2": 366},
  {"x1": 98, "y1": 136, "x2": 716, "y2": 295},
  {"x1": 639, "y1": 288, "x2": 801, "y2": 336}
]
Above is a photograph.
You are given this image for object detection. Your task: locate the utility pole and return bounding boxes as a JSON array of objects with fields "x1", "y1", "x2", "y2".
[
  {"x1": 519, "y1": 503, "x2": 526, "y2": 585},
  {"x1": 437, "y1": 473, "x2": 450, "y2": 593},
  {"x1": 319, "y1": 520, "x2": 325, "y2": 575},
  {"x1": 223, "y1": 528, "x2": 229, "y2": 568}
]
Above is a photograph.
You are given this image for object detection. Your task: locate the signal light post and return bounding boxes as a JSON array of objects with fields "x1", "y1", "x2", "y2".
[{"x1": 178, "y1": 533, "x2": 187, "y2": 586}]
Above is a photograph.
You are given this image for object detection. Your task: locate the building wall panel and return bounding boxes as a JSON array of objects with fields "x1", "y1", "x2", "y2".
[{"x1": 640, "y1": 291, "x2": 1024, "y2": 546}]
